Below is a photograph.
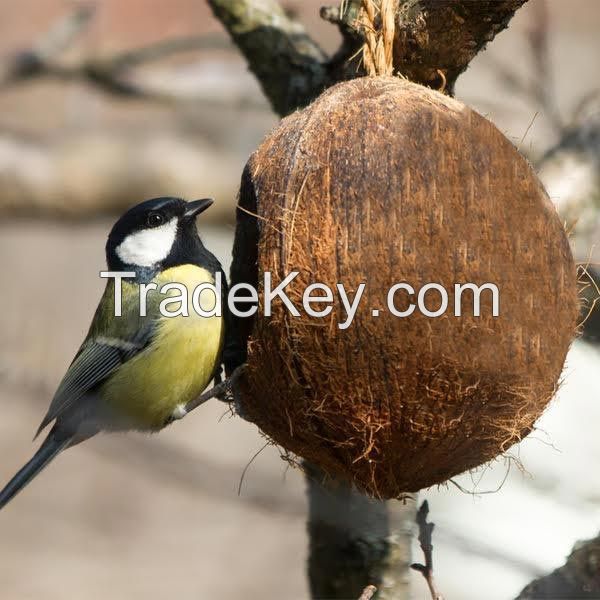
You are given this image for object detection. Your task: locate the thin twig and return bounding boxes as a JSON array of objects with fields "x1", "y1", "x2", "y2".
[
  {"x1": 410, "y1": 500, "x2": 444, "y2": 600},
  {"x1": 486, "y1": 0, "x2": 564, "y2": 135},
  {"x1": 0, "y1": 6, "x2": 236, "y2": 103},
  {"x1": 526, "y1": 0, "x2": 563, "y2": 132},
  {"x1": 1, "y1": 4, "x2": 95, "y2": 85},
  {"x1": 182, "y1": 364, "x2": 246, "y2": 416},
  {"x1": 164, "y1": 364, "x2": 246, "y2": 426},
  {"x1": 109, "y1": 33, "x2": 232, "y2": 69}
]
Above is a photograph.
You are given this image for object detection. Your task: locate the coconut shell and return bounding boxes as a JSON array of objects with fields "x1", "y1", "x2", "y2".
[{"x1": 232, "y1": 77, "x2": 578, "y2": 499}]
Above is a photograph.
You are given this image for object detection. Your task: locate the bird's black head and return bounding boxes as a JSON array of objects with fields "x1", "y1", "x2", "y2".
[{"x1": 106, "y1": 197, "x2": 214, "y2": 279}]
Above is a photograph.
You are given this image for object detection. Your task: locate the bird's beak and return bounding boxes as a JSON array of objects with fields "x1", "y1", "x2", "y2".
[{"x1": 184, "y1": 198, "x2": 213, "y2": 219}]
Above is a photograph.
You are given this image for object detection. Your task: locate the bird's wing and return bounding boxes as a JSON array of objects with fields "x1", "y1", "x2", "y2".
[{"x1": 36, "y1": 279, "x2": 157, "y2": 436}]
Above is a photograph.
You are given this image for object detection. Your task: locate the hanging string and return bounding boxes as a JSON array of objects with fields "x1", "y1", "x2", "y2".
[{"x1": 361, "y1": 0, "x2": 398, "y2": 76}]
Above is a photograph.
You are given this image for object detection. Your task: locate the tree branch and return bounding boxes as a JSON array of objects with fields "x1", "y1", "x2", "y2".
[
  {"x1": 516, "y1": 534, "x2": 600, "y2": 599},
  {"x1": 305, "y1": 463, "x2": 414, "y2": 599},
  {"x1": 166, "y1": 364, "x2": 247, "y2": 425},
  {"x1": 206, "y1": 0, "x2": 329, "y2": 115},
  {"x1": 392, "y1": 0, "x2": 529, "y2": 93},
  {"x1": 3, "y1": 1, "x2": 530, "y2": 107},
  {"x1": 0, "y1": 7, "x2": 238, "y2": 103},
  {"x1": 1, "y1": 4, "x2": 95, "y2": 84},
  {"x1": 322, "y1": 0, "x2": 529, "y2": 94}
]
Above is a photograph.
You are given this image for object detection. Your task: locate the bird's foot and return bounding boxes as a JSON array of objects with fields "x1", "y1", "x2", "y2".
[
  {"x1": 215, "y1": 364, "x2": 247, "y2": 403},
  {"x1": 177, "y1": 364, "x2": 247, "y2": 418}
]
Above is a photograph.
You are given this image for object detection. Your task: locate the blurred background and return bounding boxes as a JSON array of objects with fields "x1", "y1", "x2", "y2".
[{"x1": 0, "y1": 1, "x2": 599, "y2": 598}]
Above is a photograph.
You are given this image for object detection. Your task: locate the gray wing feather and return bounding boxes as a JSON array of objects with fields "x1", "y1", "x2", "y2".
[{"x1": 36, "y1": 326, "x2": 154, "y2": 437}]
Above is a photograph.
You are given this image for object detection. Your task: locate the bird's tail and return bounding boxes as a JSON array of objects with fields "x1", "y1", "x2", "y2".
[{"x1": 0, "y1": 431, "x2": 72, "y2": 511}]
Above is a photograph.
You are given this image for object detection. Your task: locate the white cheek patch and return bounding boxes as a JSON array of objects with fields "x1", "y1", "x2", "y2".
[{"x1": 116, "y1": 218, "x2": 178, "y2": 267}]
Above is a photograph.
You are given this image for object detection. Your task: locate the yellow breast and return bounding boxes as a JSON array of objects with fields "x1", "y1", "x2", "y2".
[{"x1": 101, "y1": 265, "x2": 224, "y2": 430}]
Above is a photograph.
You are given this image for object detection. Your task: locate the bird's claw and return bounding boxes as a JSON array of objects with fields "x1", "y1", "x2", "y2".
[{"x1": 215, "y1": 363, "x2": 247, "y2": 403}]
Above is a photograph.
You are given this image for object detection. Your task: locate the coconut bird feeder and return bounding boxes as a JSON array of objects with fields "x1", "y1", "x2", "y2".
[{"x1": 229, "y1": 1, "x2": 579, "y2": 499}]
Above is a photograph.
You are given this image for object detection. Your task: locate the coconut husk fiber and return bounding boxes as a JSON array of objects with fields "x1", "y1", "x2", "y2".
[{"x1": 232, "y1": 76, "x2": 579, "y2": 499}]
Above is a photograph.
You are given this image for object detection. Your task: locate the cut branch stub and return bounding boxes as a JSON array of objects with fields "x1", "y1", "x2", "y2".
[
  {"x1": 324, "y1": 0, "x2": 530, "y2": 94},
  {"x1": 392, "y1": 0, "x2": 530, "y2": 93}
]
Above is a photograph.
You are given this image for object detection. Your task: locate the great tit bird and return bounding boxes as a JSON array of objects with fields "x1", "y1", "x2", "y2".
[{"x1": 0, "y1": 197, "x2": 229, "y2": 510}]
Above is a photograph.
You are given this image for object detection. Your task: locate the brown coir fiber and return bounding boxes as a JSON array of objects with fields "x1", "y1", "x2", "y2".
[{"x1": 235, "y1": 77, "x2": 578, "y2": 499}]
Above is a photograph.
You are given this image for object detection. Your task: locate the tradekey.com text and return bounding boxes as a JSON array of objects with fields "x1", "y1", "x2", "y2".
[{"x1": 101, "y1": 271, "x2": 500, "y2": 330}]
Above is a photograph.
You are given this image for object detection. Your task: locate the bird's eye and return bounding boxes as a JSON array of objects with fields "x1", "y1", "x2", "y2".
[{"x1": 146, "y1": 212, "x2": 164, "y2": 228}]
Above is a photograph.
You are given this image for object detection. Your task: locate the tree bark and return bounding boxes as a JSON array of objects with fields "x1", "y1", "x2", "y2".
[
  {"x1": 206, "y1": 0, "x2": 329, "y2": 116},
  {"x1": 208, "y1": 0, "x2": 530, "y2": 117},
  {"x1": 392, "y1": 0, "x2": 529, "y2": 93},
  {"x1": 516, "y1": 534, "x2": 600, "y2": 599},
  {"x1": 306, "y1": 464, "x2": 415, "y2": 599},
  {"x1": 322, "y1": 0, "x2": 529, "y2": 93}
]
